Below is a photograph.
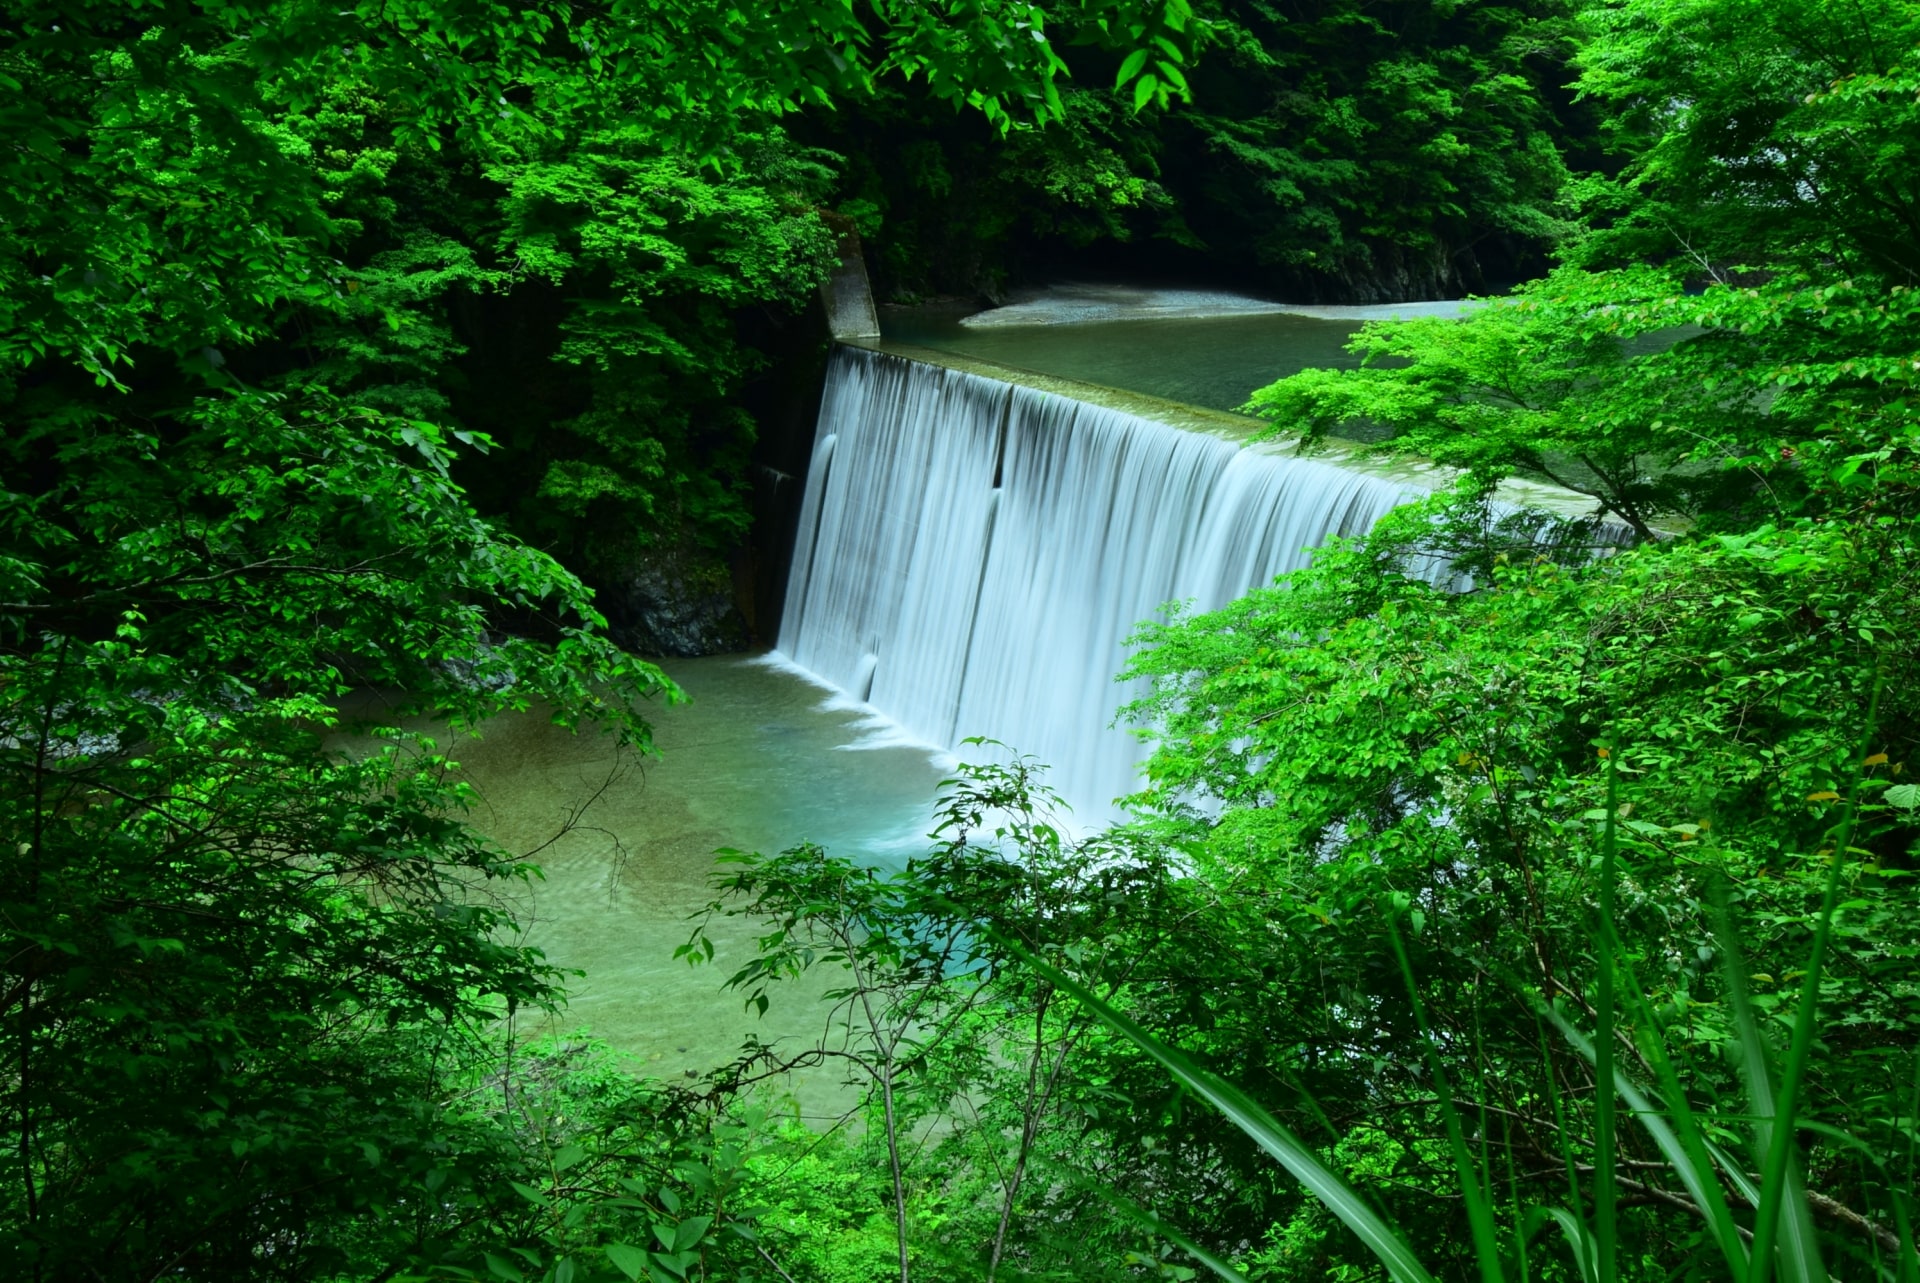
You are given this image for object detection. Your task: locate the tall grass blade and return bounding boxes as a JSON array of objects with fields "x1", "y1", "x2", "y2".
[
  {"x1": 1536, "y1": 1014, "x2": 1597, "y2": 1236},
  {"x1": 995, "y1": 936, "x2": 1439, "y2": 1283},
  {"x1": 1705, "y1": 1138, "x2": 1762, "y2": 1205},
  {"x1": 1538, "y1": 1000, "x2": 1750, "y2": 1276},
  {"x1": 1584, "y1": 740, "x2": 1748, "y2": 1276},
  {"x1": 1715, "y1": 890, "x2": 1827, "y2": 1283},
  {"x1": 1610, "y1": 954, "x2": 1754, "y2": 1275},
  {"x1": 1092, "y1": 1188, "x2": 1252, "y2": 1283},
  {"x1": 1899, "y1": 1050, "x2": 1920, "y2": 1283},
  {"x1": 1751, "y1": 677, "x2": 1883, "y2": 1283},
  {"x1": 1595, "y1": 740, "x2": 1620, "y2": 1283},
  {"x1": 1525, "y1": 1206, "x2": 1601, "y2": 1283},
  {"x1": 1505, "y1": 1121, "x2": 1532, "y2": 1283},
  {"x1": 1892, "y1": 1195, "x2": 1920, "y2": 1283},
  {"x1": 1387, "y1": 913, "x2": 1506, "y2": 1283}
]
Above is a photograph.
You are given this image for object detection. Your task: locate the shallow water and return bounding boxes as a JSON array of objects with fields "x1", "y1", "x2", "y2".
[{"x1": 410, "y1": 655, "x2": 948, "y2": 1111}]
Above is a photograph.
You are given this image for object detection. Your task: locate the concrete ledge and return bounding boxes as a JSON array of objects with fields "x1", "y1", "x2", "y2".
[{"x1": 850, "y1": 338, "x2": 1616, "y2": 524}]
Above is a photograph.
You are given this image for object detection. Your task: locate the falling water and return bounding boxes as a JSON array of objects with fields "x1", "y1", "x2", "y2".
[{"x1": 778, "y1": 345, "x2": 1443, "y2": 817}]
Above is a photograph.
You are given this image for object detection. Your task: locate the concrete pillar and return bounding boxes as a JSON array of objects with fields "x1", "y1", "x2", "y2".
[{"x1": 819, "y1": 217, "x2": 881, "y2": 340}]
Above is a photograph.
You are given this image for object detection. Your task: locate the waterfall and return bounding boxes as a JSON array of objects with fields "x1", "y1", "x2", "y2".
[{"x1": 778, "y1": 345, "x2": 1437, "y2": 816}]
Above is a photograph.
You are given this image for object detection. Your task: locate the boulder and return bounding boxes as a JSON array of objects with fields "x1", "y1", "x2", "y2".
[{"x1": 600, "y1": 545, "x2": 750, "y2": 658}]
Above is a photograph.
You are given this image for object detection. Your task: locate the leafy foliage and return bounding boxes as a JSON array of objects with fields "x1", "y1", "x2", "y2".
[
  {"x1": 1570, "y1": 0, "x2": 1920, "y2": 279},
  {"x1": 0, "y1": 0, "x2": 1190, "y2": 1275},
  {"x1": 1160, "y1": 0, "x2": 1583, "y2": 298},
  {"x1": 1246, "y1": 266, "x2": 1920, "y2": 539},
  {"x1": 1088, "y1": 1, "x2": 1920, "y2": 1273},
  {"x1": 658, "y1": 3, "x2": 1920, "y2": 1279},
  {"x1": 8, "y1": 0, "x2": 1920, "y2": 1279}
]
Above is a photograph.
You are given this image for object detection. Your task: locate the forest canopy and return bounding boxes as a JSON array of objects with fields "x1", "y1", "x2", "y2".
[{"x1": 3, "y1": 0, "x2": 1918, "y2": 1280}]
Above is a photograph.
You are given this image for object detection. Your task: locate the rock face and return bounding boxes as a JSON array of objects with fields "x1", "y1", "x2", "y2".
[
  {"x1": 599, "y1": 546, "x2": 750, "y2": 658},
  {"x1": 1319, "y1": 241, "x2": 1473, "y2": 304}
]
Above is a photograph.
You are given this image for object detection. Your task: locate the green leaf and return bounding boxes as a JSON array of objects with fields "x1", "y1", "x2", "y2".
[
  {"x1": 1386, "y1": 915, "x2": 1504, "y2": 1283},
  {"x1": 1715, "y1": 896, "x2": 1827, "y2": 1283},
  {"x1": 1751, "y1": 679, "x2": 1883, "y2": 1283},
  {"x1": 1538, "y1": 1000, "x2": 1750, "y2": 1276},
  {"x1": 484, "y1": 1253, "x2": 527, "y2": 1283},
  {"x1": 1096, "y1": 1188, "x2": 1250, "y2": 1281},
  {"x1": 1526, "y1": 1207, "x2": 1601, "y2": 1283},
  {"x1": 606, "y1": 1245, "x2": 647, "y2": 1281}
]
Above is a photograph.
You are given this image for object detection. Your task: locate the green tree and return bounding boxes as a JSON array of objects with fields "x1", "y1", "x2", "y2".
[
  {"x1": 1099, "y1": 0, "x2": 1920, "y2": 1272},
  {"x1": 1571, "y1": 0, "x2": 1920, "y2": 280},
  {"x1": 1, "y1": 0, "x2": 1192, "y2": 1274},
  {"x1": 1242, "y1": 0, "x2": 1920, "y2": 538},
  {"x1": 1161, "y1": 0, "x2": 1584, "y2": 299}
]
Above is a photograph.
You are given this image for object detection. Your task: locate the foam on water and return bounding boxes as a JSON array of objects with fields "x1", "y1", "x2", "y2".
[{"x1": 750, "y1": 650, "x2": 961, "y2": 767}]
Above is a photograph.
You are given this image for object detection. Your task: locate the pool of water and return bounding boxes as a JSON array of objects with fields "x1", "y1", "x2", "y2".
[
  {"x1": 881, "y1": 287, "x2": 1473, "y2": 417},
  {"x1": 396, "y1": 655, "x2": 950, "y2": 1113}
]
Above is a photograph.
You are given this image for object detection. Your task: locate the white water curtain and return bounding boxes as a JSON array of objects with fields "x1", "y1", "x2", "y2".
[{"x1": 780, "y1": 346, "x2": 1434, "y2": 817}]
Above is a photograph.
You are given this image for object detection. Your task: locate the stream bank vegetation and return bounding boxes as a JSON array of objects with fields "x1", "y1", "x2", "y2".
[
  {"x1": 4, "y1": 0, "x2": 1918, "y2": 1279},
  {"x1": 650, "y1": 0, "x2": 1920, "y2": 1276}
]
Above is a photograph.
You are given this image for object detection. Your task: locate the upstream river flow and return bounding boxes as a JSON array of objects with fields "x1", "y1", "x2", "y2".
[
  {"x1": 428, "y1": 656, "x2": 947, "y2": 1107},
  {"x1": 881, "y1": 285, "x2": 1475, "y2": 418}
]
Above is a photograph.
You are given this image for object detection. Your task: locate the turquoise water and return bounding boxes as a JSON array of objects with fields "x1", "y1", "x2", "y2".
[{"x1": 424, "y1": 656, "x2": 948, "y2": 1109}]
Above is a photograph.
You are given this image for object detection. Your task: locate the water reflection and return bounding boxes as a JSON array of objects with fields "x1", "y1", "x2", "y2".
[{"x1": 881, "y1": 288, "x2": 1473, "y2": 418}]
